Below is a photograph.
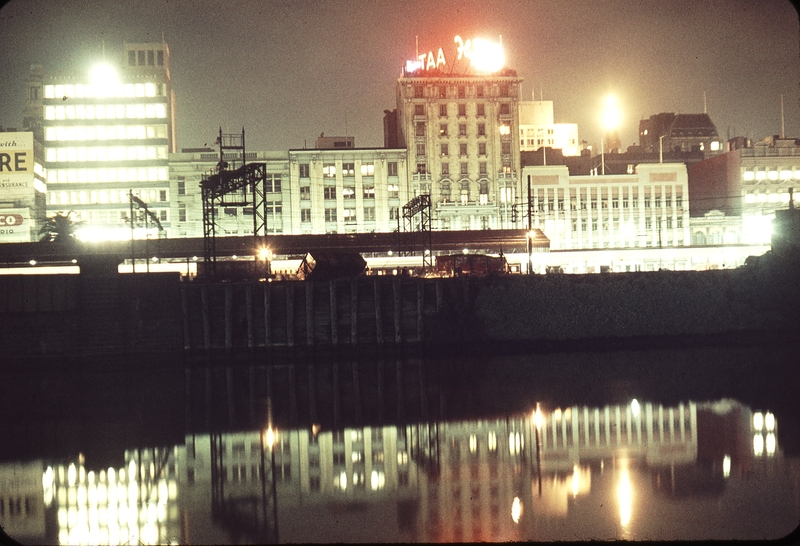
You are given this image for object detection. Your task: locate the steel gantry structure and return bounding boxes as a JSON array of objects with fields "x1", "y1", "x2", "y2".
[
  {"x1": 399, "y1": 193, "x2": 434, "y2": 270},
  {"x1": 201, "y1": 128, "x2": 270, "y2": 278}
]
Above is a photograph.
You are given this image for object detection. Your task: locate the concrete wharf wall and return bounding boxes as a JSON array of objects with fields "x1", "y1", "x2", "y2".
[{"x1": 0, "y1": 262, "x2": 797, "y2": 360}]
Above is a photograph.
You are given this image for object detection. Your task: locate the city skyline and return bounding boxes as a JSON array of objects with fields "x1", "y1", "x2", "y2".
[{"x1": 0, "y1": 0, "x2": 798, "y2": 152}]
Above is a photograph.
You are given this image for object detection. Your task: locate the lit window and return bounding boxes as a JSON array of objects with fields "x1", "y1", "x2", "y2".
[{"x1": 742, "y1": 171, "x2": 754, "y2": 181}]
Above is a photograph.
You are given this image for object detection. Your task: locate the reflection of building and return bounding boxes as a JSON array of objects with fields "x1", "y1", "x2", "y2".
[
  {"x1": 0, "y1": 461, "x2": 46, "y2": 542},
  {"x1": 27, "y1": 42, "x2": 177, "y2": 241},
  {"x1": 395, "y1": 68, "x2": 523, "y2": 231},
  {"x1": 8, "y1": 397, "x2": 788, "y2": 544},
  {"x1": 44, "y1": 451, "x2": 181, "y2": 545},
  {"x1": 0, "y1": 130, "x2": 47, "y2": 242}
]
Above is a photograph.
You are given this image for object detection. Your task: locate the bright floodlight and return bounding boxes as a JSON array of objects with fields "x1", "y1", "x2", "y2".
[
  {"x1": 470, "y1": 37, "x2": 505, "y2": 73},
  {"x1": 601, "y1": 94, "x2": 621, "y2": 131},
  {"x1": 90, "y1": 63, "x2": 119, "y2": 98}
]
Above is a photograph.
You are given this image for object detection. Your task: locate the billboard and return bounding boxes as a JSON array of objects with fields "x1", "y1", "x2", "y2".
[
  {"x1": 0, "y1": 207, "x2": 32, "y2": 242},
  {"x1": 0, "y1": 132, "x2": 35, "y2": 203}
]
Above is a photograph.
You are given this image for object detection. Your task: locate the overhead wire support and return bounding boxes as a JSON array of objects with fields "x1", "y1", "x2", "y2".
[
  {"x1": 400, "y1": 193, "x2": 433, "y2": 270},
  {"x1": 200, "y1": 127, "x2": 268, "y2": 279}
]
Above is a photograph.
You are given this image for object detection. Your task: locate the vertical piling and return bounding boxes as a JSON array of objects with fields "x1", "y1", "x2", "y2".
[
  {"x1": 201, "y1": 285, "x2": 211, "y2": 350},
  {"x1": 329, "y1": 280, "x2": 338, "y2": 345},
  {"x1": 350, "y1": 278, "x2": 358, "y2": 344},
  {"x1": 374, "y1": 279, "x2": 383, "y2": 344},
  {"x1": 305, "y1": 282, "x2": 314, "y2": 346}
]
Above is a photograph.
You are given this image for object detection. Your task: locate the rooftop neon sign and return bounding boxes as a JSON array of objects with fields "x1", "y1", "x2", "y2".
[{"x1": 405, "y1": 35, "x2": 505, "y2": 74}]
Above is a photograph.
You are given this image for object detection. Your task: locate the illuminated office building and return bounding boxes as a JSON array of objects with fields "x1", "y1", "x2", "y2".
[
  {"x1": 522, "y1": 162, "x2": 690, "y2": 252},
  {"x1": 395, "y1": 41, "x2": 522, "y2": 231},
  {"x1": 25, "y1": 42, "x2": 177, "y2": 241},
  {"x1": 519, "y1": 161, "x2": 769, "y2": 273}
]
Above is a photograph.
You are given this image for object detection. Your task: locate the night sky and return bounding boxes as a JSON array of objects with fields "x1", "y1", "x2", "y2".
[{"x1": 0, "y1": 0, "x2": 798, "y2": 152}]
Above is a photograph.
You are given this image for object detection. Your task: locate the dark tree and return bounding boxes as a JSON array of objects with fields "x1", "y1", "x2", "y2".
[{"x1": 38, "y1": 211, "x2": 83, "y2": 243}]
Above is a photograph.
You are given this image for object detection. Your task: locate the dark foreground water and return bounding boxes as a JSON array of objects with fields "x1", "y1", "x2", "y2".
[{"x1": 1, "y1": 339, "x2": 799, "y2": 544}]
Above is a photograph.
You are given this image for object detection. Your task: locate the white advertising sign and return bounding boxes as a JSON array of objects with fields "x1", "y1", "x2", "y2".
[
  {"x1": 0, "y1": 207, "x2": 31, "y2": 242},
  {"x1": 0, "y1": 132, "x2": 35, "y2": 202}
]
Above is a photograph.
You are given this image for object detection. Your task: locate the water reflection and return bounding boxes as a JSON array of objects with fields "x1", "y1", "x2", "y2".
[{"x1": 1, "y1": 345, "x2": 799, "y2": 543}]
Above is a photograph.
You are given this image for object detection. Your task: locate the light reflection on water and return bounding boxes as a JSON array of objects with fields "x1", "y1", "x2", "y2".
[{"x1": 1, "y1": 344, "x2": 799, "y2": 544}]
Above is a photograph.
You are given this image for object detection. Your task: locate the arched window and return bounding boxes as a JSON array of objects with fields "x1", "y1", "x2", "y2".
[
  {"x1": 693, "y1": 231, "x2": 706, "y2": 245},
  {"x1": 440, "y1": 181, "x2": 451, "y2": 202},
  {"x1": 479, "y1": 180, "x2": 489, "y2": 205},
  {"x1": 460, "y1": 180, "x2": 470, "y2": 204}
]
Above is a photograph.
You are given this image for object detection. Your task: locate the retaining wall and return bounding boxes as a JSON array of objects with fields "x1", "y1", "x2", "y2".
[{"x1": 1, "y1": 261, "x2": 797, "y2": 359}]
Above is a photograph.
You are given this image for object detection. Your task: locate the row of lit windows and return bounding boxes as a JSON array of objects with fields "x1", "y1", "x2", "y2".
[
  {"x1": 322, "y1": 207, "x2": 397, "y2": 223},
  {"x1": 744, "y1": 192, "x2": 796, "y2": 204},
  {"x1": 742, "y1": 169, "x2": 800, "y2": 181},
  {"x1": 563, "y1": 217, "x2": 684, "y2": 232},
  {"x1": 300, "y1": 207, "x2": 377, "y2": 224},
  {"x1": 316, "y1": 184, "x2": 399, "y2": 200},
  {"x1": 299, "y1": 162, "x2": 398, "y2": 178},
  {"x1": 320, "y1": 163, "x2": 376, "y2": 177},
  {"x1": 47, "y1": 166, "x2": 168, "y2": 184},
  {"x1": 46, "y1": 146, "x2": 168, "y2": 163},
  {"x1": 44, "y1": 82, "x2": 165, "y2": 100},
  {"x1": 532, "y1": 196, "x2": 685, "y2": 211},
  {"x1": 45, "y1": 102, "x2": 167, "y2": 121},
  {"x1": 49, "y1": 188, "x2": 168, "y2": 207},
  {"x1": 45, "y1": 124, "x2": 168, "y2": 142},
  {"x1": 413, "y1": 82, "x2": 513, "y2": 99}
]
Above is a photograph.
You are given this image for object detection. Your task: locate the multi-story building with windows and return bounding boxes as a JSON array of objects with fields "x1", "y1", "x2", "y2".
[
  {"x1": 288, "y1": 148, "x2": 409, "y2": 234},
  {"x1": 394, "y1": 68, "x2": 522, "y2": 231},
  {"x1": 518, "y1": 99, "x2": 580, "y2": 156},
  {"x1": 24, "y1": 42, "x2": 177, "y2": 241},
  {"x1": 169, "y1": 148, "x2": 290, "y2": 238},
  {"x1": 521, "y1": 162, "x2": 690, "y2": 251},
  {"x1": 687, "y1": 135, "x2": 800, "y2": 245},
  {"x1": 168, "y1": 147, "x2": 408, "y2": 238}
]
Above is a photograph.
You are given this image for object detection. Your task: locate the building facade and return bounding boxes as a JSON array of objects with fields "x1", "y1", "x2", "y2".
[
  {"x1": 169, "y1": 147, "x2": 409, "y2": 238},
  {"x1": 639, "y1": 113, "x2": 722, "y2": 157},
  {"x1": 395, "y1": 70, "x2": 522, "y2": 231},
  {"x1": 26, "y1": 42, "x2": 177, "y2": 241},
  {"x1": 521, "y1": 162, "x2": 691, "y2": 252},
  {"x1": 518, "y1": 99, "x2": 580, "y2": 156},
  {"x1": 288, "y1": 148, "x2": 409, "y2": 234}
]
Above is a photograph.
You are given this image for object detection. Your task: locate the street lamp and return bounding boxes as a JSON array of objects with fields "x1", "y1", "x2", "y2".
[{"x1": 600, "y1": 95, "x2": 621, "y2": 175}]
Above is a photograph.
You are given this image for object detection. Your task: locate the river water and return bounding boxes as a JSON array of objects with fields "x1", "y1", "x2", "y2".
[{"x1": 1, "y1": 339, "x2": 798, "y2": 544}]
